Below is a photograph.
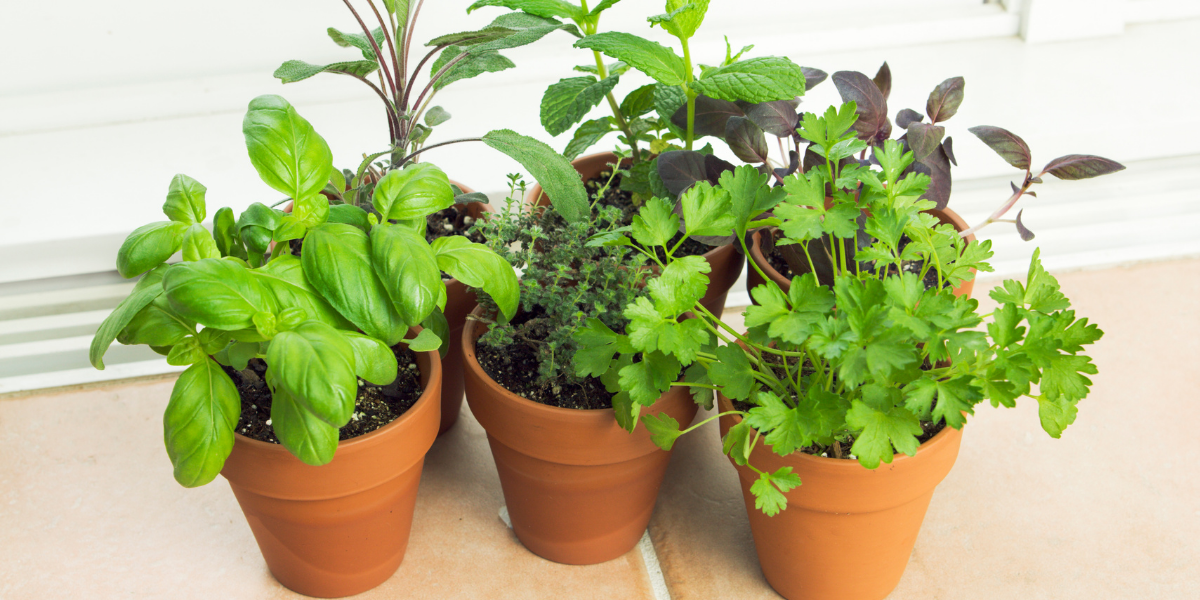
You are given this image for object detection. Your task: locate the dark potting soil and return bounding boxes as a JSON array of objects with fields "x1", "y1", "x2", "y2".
[
  {"x1": 227, "y1": 346, "x2": 423, "y2": 444},
  {"x1": 762, "y1": 229, "x2": 942, "y2": 291},
  {"x1": 425, "y1": 205, "x2": 485, "y2": 245},
  {"x1": 474, "y1": 310, "x2": 613, "y2": 410}
]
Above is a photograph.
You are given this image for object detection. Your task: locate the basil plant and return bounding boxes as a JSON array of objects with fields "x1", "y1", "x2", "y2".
[
  {"x1": 90, "y1": 95, "x2": 518, "y2": 487},
  {"x1": 575, "y1": 103, "x2": 1109, "y2": 516}
]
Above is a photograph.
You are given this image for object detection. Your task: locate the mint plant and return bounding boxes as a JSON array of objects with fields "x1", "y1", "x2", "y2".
[
  {"x1": 575, "y1": 103, "x2": 1113, "y2": 515},
  {"x1": 90, "y1": 95, "x2": 519, "y2": 487},
  {"x1": 472, "y1": 0, "x2": 810, "y2": 207},
  {"x1": 275, "y1": 0, "x2": 590, "y2": 223}
]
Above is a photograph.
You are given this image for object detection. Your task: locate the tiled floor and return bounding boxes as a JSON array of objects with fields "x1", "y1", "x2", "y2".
[{"x1": 2, "y1": 259, "x2": 1198, "y2": 599}]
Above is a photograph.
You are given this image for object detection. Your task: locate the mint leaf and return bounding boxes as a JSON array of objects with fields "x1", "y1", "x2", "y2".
[
  {"x1": 541, "y1": 75, "x2": 621, "y2": 136},
  {"x1": 648, "y1": 0, "x2": 710, "y2": 41},
  {"x1": 691, "y1": 57, "x2": 806, "y2": 104},
  {"x1": 563, "y1": 117, "x2": 614, "y2": 160},
  {"x1": 466, "y1": 0, "x2": 582, "y2": 20},
  {"x1": 575, "y1": 32, "x2": 688, "y2": 86}
]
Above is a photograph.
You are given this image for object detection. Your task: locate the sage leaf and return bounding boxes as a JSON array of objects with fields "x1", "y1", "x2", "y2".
[
  {"x1": 273, "y1": 60, "x2": 379, "y2": 84},
  {"x1": 482, "y1": 129, "x2": 588, "y2": 223},
  {"x1": 431, "y1": 46, "x2": 515, "y2": 90}
]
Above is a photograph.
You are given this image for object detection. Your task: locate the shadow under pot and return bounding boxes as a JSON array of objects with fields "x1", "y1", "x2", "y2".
[
  {"x1": 219, "y1": 338, "x2": 442, "y2": 598},
  {"x1": 524, "y1": 151, "x2": 744, "y2": 319},
  {"x1": 717, "y1": 393, "x2": 963, "y2": 600},
  {"x1": 461, "y1": 306, "x2": 699, "y2": 565},
  {"x1": 746, "y1": 207, "x2": 978, "y2": 301}
]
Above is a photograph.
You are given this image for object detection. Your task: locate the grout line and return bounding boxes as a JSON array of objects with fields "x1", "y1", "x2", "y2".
[
  {"x1": 498, "y1": 505, "x2": 671, "y2": 600},
  {"x1": 638, "y1": 530, "x2": 672, "y2": 600}
]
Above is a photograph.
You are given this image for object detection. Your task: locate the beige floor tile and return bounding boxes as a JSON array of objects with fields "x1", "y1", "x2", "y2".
[
  {"x1": 0, "y1": 382, "x2": 655, "y2": 599},
  {"x1": 653, "y1": 258, "x2": 1200, "y2": 599}
]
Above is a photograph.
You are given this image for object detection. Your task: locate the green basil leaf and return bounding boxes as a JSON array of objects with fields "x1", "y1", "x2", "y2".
[
  {"x1": 342, "y1": 331, "x2": 399, "y2": 386},
  {"x1": 251, "y1": 254, "x2": 354, "y2": 329},
  {"x1": 181, "y1": 224, "x2": 220, "y2": 262},
  {"x1": 116, "y1": 221, "x2": 187, "y2": 278},
  {"x1": 242, "y1": 95, "x2": 334, "y2": 201},
  {"x1": 302, "y1": 223, "x2": 407, "y2": 345},
  {"x1": 163, "y1": 358, "x2": 240, "y2": 487},
  {"x1": 431, "y1": 236, "x2": 519, "y2": 322},
  {"x1": 162, "y1": 174, "x2": 207, "y2": 224},
  {"x1": 166, "y1": 336, "x2": 207, "y2": 366},
  {"x1": 327, "y1": 203, "x2": 371, "y2": 232},
  {"x1": 162, "y1": 259, "x2": 275, "y2": 330},
  {"x1": 266, "y1": 321, "x2": 358, "y2": 427},
  {"x1": 404, "y1": 328, "x2": 443, "y2": 352},
  {"x1": 372, "y1": 163, "x2": 455, "y2": 221},
  {"x1": 118, "y1": 294, "x2": 195, "y2": 347},
  {"x1": 213, "y1": 207, "x2": 247, "y2": 259},
  {"x1": 90, "y1": 265, "x2": 168, "y2": 369},
  {"x1": 371, "y1": 224, "x2": 446, "y2": 327},
  {"x1": 421, "y1": 309, "x2": 451, "y2": 358},
  {"x1": 482, "y1": 129, "x2": 588, "y2": 223},
  {"x1": 269, "y1": 386, "x2": 339, "y2": 466}
]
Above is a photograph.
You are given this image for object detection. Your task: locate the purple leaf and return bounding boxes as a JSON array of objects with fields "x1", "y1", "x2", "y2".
[
  {"x1": 833, "y1": 70, "x2": 889, "y2": 145},
  {"x1": 873, "y1": 62, "x2": 892, "y2": 101},
  {"x1": 1015, "y1": 209, "x2": 1035, "y2": 241},
  {"x1": 1041, "y1": 154, "x2": 1126, "y2": 180},
  {"x1": 904, "y1": 140, "x2": 953, "y2": 210},
  {"x1": 704, "y1": 154, "x2": 736, "y2": 183},
  {"x1": 801, "y1": 67, "x2": 828, "y2": 91},
  {"x1": 725, "y1": 116, "x2": 770, "y2": 164},
  {"x1": 657, "y1": 150, "x2": 708, "y2": 196},
  {"x1": 774, "y1": 150, "x2": 800, "y2": 180},
  {"x1": 740, "y1": 99, "x2": 801, "y2": 137},
  {"x1": 906, "y1": 122, "x2": 945, "y2": 162},
  {"x1": 896, "y1": 108, "x2": 923, "y2": 129},
  {"x1": 969, "y1": 126, "x2": 1032, "y2": 171},
  {"x1": 942, "y1": 136, "x2": 957, "y2": 166},
  {"x1": 926, "y1": 76, "x2": 965, "y2": 123},
  {"x1": 1009, "y1": 181, "x2": 1020, "y2": 195},
  {"x1": 671, "y1": 95, "x2": 744, "y2": 139}
]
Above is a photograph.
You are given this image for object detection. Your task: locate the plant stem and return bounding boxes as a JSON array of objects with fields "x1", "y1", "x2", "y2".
[
  {"x1": 402, "y1": 0, "x2": 426, "y2": 108},
  {"x1": 960, "y1": 173, "x2": 1034, "y2": 238},
  {"x1": 592, "y1": 50, "x2": 641, "y2": 163},
  {"x1": 365, "y1": 0, "x2": 402, "y2": 104},
  {"x1": 341, "y1": 0, "x2": 397, "y2": 102},
  {"x1": 680, "y1": 37, "x2": 696, "y2": 151},
  {"x1": 394, "y1": 137, "x2": 483, "y2": 166}
]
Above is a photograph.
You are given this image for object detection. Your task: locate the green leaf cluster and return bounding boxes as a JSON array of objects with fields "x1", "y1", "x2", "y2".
[{"x1": 93, "y1": 96, "x2": 520, "y2": 487}]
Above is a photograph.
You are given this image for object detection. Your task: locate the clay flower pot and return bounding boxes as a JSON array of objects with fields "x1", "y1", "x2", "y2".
[
  {"x1": 524, "y1": 152, "x2": 744, "y2": 318},
  {"x1": 717, "y1": 394, "x2": 963, "y2": 600},
  {"x1": 220, "y1": 346, "x2": 442, "y2": 598},
  {"x1": 462, "y1": 307, "x2": 699, "y2": 564},
  {"x1": 747, "y1": 207, "x2": 977, "y2": 300},
  {"x1": 439, "y1": 181, "x2": 494, "y2": 434}
]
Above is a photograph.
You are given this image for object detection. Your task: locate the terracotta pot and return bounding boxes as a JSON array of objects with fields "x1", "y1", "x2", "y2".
[
  {"x1": 747, "y1": 207, "x2": 977, "y2": 300},
  {"x1": 524, "y1": 152, "x2": 744, "y2": 318},
  {"x1": 220, "y1": 344, "x2": 442, "y2": 598},
  {"x1": 462, "y1": 307, "x2": 699, "y2": 564},
  {"x1": 717, "y1": 393, "x2": 962, "y2": 600},
  {"x1": 439, "y1": 180, "x2": 494, "y2": 434}
]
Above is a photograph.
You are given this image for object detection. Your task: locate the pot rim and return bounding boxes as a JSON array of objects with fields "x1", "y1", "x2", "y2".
[
  {"x1": 717, "y1": 392, "x2": 962, "y2": 470},
  {"x1": 230, "y1": 335, "x2": 442, "y2": 455},
  {"x1": 749, "y1": 206, "x2": 975, "y2": 292}
]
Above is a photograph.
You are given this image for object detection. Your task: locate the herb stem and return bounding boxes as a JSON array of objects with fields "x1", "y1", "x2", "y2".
[
  {"x1": 365, "y1": 0, "x2": 403, "y2": 104},
  {"x1": 680, "y1": 37, "x2": 696, "y2": 151},
  {"x1": 592, "y1": 50, "x2": 641, "y2": 163},
  {"x1": 341, "y1": 0, "x2": 398, "y2": 104},
  {"x1": 394, "y1": 137, "x2": 483, "y2": 166}
]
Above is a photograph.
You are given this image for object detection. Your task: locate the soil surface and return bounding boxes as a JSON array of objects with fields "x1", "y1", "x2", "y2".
[
  {"x1": 425, "y1": 205, "x2": 485, "y2": 245},
  {"x1": 227, "y1": 346, "x2": 423, "y2": 443},
  {"x1": 475, "y1": 311, "x2": 614, "y2": 410},
  {"x1": 545, "y1": 170, "x2": 713, "y2": 259}
]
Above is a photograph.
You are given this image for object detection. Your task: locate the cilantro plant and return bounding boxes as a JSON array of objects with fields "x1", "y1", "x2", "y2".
[
  {"x1": 473, "y1": 0, "x2": 810, "y2": 207},
  {"x1": 90, "y1": 95, "x2": 519, "y2": 487},
  {"x1": 275, "y1": 0, "x2": 590, "y2": 223},
  {"x1": 575, "y1": 103, "x2": 1111, "y2": 516},
  {"x1": 470, "y1": 172, "x2": 648, "y2": 408}
]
